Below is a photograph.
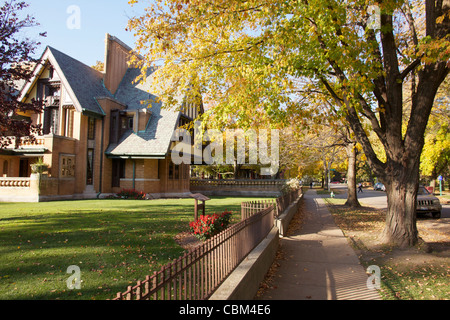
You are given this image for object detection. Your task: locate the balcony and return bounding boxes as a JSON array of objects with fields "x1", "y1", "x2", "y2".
[
  {"x1": 1, "y1": 136, "x2": 47, "y2": 156},
  {"x1": 18, "y1": 137, "x2": 46, "y2": 147}
]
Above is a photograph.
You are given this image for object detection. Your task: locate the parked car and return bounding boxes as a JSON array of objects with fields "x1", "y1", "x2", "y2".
[
  {"x1": 417, "y1": 186, "x2": 442, "y2": 219},
  {"x1": 374, "y1": 182, "x2": 385, "y2": 191}
]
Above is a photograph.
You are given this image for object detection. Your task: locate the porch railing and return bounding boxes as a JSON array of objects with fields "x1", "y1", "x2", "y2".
[
  {"x1": 0, "y1": 177, "x2": 31, "y2": 188},
  {"x1": 113, "y1": 205, "x2": 275, "y2": 300},
  {"x1": 19, "y1": 137, "x2": 45, "y2": 146}
]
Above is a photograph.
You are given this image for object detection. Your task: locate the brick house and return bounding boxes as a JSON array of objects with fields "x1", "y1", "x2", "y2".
[{"x1": 0, "y1": 34, "x2": 201, "y2": 202}]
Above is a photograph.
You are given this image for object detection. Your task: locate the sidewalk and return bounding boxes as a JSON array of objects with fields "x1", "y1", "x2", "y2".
[{"x1": 259, "y1": 189, "x2": 381, "y2": 300}]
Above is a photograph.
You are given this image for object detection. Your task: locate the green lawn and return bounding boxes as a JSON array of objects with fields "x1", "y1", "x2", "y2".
[
  {"x1": 324, "y1": 197, "x2": 450, "y2": 300},
  {"x1": 0, "y1": 197, "x2": 259, "y2": 300}
]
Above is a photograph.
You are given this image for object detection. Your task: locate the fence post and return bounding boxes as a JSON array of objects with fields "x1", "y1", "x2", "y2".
[
  {"x1": 136, "y1": 281, "x2": 141, "y2": 300},
  {"x1": 144, "y1": 275, "x2": 150, "y2": 298},
  {"x1": 152, "y1": 271, "x2": 157, "y2": 300},
  {"x1": 126, "y1": 286, "x2": 132, "y2": 300}
]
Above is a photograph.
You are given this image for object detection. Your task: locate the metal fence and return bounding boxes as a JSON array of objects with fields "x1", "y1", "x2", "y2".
[
  {"x1": 241, "y1": 199, "x2": 276, "y2": 220},
  {"x1": 241, "y1": 188, "x2": 301, "y2": 220},
  {"x1": 276, "y1": 189, "x2": 302, "y2": 216},
  {"x1": 113, "y1": 205, "x2": 275, "y2": 300}
]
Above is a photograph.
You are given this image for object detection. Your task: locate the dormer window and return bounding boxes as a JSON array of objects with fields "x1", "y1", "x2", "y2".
[{"x1": 121, "y1": 115, "x2": 134, "y2": 131}]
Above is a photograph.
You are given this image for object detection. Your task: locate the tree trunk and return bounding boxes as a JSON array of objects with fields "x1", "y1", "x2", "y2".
[
  {"x1": 323, "y1": 157, "x2": 328, "y2": 190},
  {"x1": 345, "y1": 142, "x2": 360, "y2": 207},
  {"x1": 380, "y1": 163, "x2": 420, "y2": 247}
]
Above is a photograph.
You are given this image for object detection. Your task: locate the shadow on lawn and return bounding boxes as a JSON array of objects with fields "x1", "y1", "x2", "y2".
[{"x1": 0, "y1": 197, "x2": 252, "y2": 300}]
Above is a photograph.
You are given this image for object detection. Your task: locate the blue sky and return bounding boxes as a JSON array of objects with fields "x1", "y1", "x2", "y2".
[{"x1": 24, "y1": 0, "x2": 150, "y2": 67}]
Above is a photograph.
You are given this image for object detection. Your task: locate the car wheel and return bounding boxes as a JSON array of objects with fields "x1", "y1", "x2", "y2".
[{"x1": 432, "y1": 211, "x2": 441, "y2": 219}]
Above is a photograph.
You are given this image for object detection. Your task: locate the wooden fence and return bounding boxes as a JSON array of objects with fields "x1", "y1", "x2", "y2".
[{"x1": 113, "y1": 205, "x2": 275, "y2": 300}]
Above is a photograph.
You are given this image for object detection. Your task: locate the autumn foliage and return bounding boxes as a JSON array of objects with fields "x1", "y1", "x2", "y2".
[{"x1": 0, "y1": 0, "x2": 45, "y2": 148}]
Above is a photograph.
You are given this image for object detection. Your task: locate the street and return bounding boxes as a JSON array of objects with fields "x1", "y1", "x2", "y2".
[{"x1": 328, "y1": 183, "x2": 450, "y2": 238}]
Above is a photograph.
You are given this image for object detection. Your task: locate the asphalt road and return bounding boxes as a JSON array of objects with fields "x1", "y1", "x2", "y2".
[{"x1": 327, "y1": 183, "x2": 450, "y2": 236}]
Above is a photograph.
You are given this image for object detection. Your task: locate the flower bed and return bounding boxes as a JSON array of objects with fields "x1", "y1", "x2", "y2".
[
  {"x1": 116, "y1": 189, "x2": 146, "y2": 200},
  {"x1": 189, "y1": 211, "x2": 233, "y2": 241}
]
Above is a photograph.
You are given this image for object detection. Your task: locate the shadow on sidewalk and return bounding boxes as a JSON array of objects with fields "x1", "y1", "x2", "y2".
[{"x1": 256, "y1": 190, "x2": 381, "y2": 300}]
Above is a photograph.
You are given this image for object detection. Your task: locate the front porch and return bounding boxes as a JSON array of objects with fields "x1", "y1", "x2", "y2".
[{"x1": 0, "y1": 135, "x2": 86, "y2": 202}]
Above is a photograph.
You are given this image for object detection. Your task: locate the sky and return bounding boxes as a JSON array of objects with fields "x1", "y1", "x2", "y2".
[{"x1": 23, "y1": 0, "x2": 150, "y2": 67}]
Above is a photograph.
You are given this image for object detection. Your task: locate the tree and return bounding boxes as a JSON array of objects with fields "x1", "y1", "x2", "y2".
[
  {"x1": 128, "y1": 0, "x2": 450, "y2": 247},
  {"x1": 342, "y1": 130, "x2": 361, "y2": 208},
  {"x1": 0, "y1": 0, "x2": 45, "y2": 148},
  {"x1": 420, "y1": 75, "x2": 450, "y2": 183},
  {"x1": 92, "y1": 60, "x2": 104, "y2": 72}
]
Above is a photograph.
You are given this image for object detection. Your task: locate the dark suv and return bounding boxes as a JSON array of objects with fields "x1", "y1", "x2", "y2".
[{"x1": 417, "y1": 186, "x2": 442, "y2": 219}]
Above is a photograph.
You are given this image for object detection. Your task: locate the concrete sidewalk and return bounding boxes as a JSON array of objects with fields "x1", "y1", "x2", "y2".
[{"x1": 259, "y1": 189, "x2": 381, "y2": 300}]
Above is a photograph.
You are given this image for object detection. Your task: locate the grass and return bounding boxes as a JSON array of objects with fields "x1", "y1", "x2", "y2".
[
  {"x1": 324, "y1": 197, "x2": 449, "y2": 300},
  {"x1": 315, "y1": 188, "x2": 341, "y2": 196},
  {"x1": 0, "y1": 197, "x2": 261, "y2": 300},
  {"x1": 379, "y1": 264, "x2": 449, "y2": 300}
]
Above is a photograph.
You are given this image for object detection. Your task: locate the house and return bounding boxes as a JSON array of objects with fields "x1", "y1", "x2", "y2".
[{"x1": 0, "y1": 34, "x2": 201, "y2": 202}]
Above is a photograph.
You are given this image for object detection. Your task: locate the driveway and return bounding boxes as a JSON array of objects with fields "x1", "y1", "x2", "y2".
[{"x1": 328, "y1": 183, "x2": 450, "y2": 241}]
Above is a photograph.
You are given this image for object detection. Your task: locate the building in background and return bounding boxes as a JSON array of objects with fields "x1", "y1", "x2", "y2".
[{"x1": 0, "y1": 34, "x2": 201, "y2": 202}]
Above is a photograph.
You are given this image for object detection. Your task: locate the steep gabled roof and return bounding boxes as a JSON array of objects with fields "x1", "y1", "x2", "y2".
[
  {"x1": 19, "y1": 46, "x2": 114, "y2": 116},
  {"x1": 48, "y1": 46, "x2": 112, "y2": 116}
]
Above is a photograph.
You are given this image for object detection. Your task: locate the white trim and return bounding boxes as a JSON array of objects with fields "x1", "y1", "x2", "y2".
[{"x1": 18, "y1": 48, "x2": 83, "y2": 114}]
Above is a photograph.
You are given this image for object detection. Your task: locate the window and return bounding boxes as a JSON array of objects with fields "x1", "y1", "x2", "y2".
[
  {"x1": 60, "y1": 155, "x2": 75, "y2": 178},
  {"x1": 86, "y1": 149, "x2": 94, "y2": 185},
  {"x1": 121, "y1": 116, "x2": 134, "y2": 131},
  {"x1": 64, "y1": 108, "x2": 74, "y2": 138},
  {"x1": 174, "y1": 164, "x2": 179, "y2": 179},
  {"x1": 169, "y1": 163, "x2": 180, "y2": 180},
  {"x1": 2, "y1": 160, "x2": 8, "y2": 177},
  {"x1": 169, "y1": 163, "x2": 174, "y2": 179},
  {"x1": 110, "y1": 110, "x2": 120, "y2": 143},
  {"x1": 88, "y1": 117, "x2": 95, "y2": 140},
  {"x1": 43, "y1": 107, "x2": 59, "y2": 135}
]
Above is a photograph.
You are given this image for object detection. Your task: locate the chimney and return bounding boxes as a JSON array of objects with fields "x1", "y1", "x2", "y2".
[{"x1": 103, "y1": 33, "x2": 132, "y2": 94}]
